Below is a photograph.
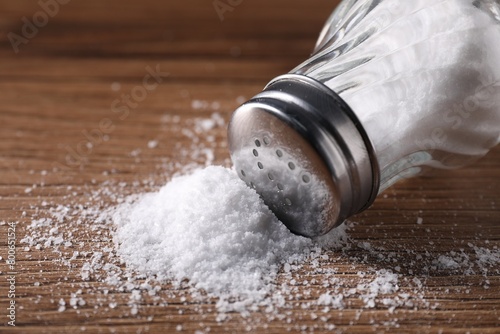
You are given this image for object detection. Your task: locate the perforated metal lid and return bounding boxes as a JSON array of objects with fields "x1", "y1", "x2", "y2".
[{"x1": 228, "y1": 74, "x2": 379, "y2": 237}]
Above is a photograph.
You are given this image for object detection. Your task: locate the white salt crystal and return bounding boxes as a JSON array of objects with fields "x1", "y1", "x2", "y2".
[
  {"x1": 369, "y1": 270, "x2": 399, "y2": 295},
  {"x1": 70, "y1": 297, "x2": 78, "y2": 307},
  {"x1": 436, "y1": 255, "x2": 460, "y2": 270},
  {"x1": 191, "y1": 99, "x2": 207, "y2": 109},
  {"x1": 111, "y1": 82, "x2": 121, "y2": 91},
  {"x1": 236, "y1": 96, "x2": 246, "y2": 104},
  {"x1": 58, "y1": 299, "x2": 66, "y2": 312},
  {"x1": 195, "y1": 119, "x2": 216, "y2": 132},
  {"x1": 147, "y1": 140, "x2": 159, "y2": 149}
]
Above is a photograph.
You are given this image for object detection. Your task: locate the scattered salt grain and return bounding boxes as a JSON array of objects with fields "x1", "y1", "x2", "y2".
[
  {"x1": 58, "y1": 299, "x2": 66, "y2": 312},
  {"x1": 195, "y1": 118, "x2": 216, "y2": 132},
  {"x1": 191, "y1": 100, "x2": 221, "y2": 111},
  {"x1": 436, "y1": 255, "x2": 460, "y2": 270},
  {"x1": 129, "y1": 149, "x2": 141, "y2": 157},
  {"x1": 236, "y1": 95, "x2": 246, "y2": 104},
  {"x1": 191, "y1": 99, "x2": 207, "y2": 110},
  {"x1": 147, "y1": 140, "x2": 159, "y2": 149},
  {"x1": 110, "y1": 82, "x2": 121, "y2": 91}
]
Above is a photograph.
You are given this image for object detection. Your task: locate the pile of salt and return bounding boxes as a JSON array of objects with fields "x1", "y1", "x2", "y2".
[{"x1": 112, "y1": 166, "x2": 312, "y2": 309}]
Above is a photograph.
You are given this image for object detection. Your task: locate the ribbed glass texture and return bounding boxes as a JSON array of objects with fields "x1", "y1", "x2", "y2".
[{"x1": 292, "y1": 0, "x2": 500, "y2": 191}]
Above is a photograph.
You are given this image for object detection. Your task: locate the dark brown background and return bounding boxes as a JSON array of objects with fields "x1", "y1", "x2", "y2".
[{"x1": 0, "y1": 1, "x2": 499, "y2": 333}]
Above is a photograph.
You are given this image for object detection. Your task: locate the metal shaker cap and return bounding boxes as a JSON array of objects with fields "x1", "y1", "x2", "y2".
[{"x1": 228, "y1": 74, "x2": 379, "y2": 237}]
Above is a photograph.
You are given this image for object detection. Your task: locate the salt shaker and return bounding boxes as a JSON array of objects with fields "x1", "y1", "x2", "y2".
[{"x1": 228, "y1": 0, "x2": 500, "y2": 237}]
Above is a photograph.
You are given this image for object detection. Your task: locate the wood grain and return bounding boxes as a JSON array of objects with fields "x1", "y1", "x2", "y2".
[{"x1": 0, "y1": 1, "x2": 499, "y2": 333}]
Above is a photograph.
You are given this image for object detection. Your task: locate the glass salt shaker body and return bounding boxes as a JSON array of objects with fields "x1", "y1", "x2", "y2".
[{"x1": 228, "y1": 0, "x2": 500, "y2": 237}]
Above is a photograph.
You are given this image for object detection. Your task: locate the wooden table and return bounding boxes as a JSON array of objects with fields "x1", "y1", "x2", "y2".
[{"x1": 1, "y1": 1, "x2": 499, "y2": 333}]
